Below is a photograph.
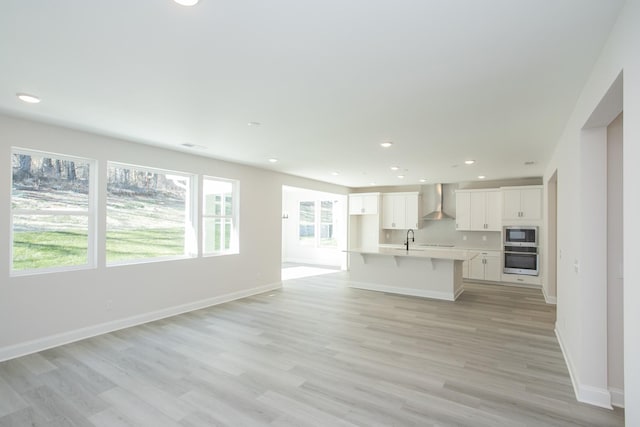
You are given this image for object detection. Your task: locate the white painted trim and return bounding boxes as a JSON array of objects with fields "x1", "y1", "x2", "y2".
[
  {"x1": 555, "y1": 325, "x2": 613, "y2": 409},
  {"x1": 542, "y1": 285, "x2": 557, "y2": 304},
  {"x1": 610, "y1": 387, "x2": 624, "y2": 408},
  {"x1": 0, "y1": 282, "x2": 282, "y2": 363},
  {"x1": 348, "y1": 281, "x2": 458, "y2": 301}
]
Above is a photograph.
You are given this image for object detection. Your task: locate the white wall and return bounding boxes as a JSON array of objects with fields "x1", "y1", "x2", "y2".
[
  {"x1": 542, "y1": 0, "x2": 639, "y2": 419},
  {"x1": 0, "y1": 114, "x2": 347, "y2": 360}
]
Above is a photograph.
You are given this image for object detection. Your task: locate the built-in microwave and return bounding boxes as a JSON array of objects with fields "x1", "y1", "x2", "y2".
[{"x1": 504, "y1": 226, "x2": 537, "y2": 247}]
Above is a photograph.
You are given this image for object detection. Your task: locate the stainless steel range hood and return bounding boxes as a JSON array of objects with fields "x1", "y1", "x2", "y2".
[{"x1": 422, "y1": 183, "x2": 454, "y2": 220}]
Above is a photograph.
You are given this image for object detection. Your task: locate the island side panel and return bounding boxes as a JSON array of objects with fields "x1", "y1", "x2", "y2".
[{"x1": 348, "y1": 253, "x2": 464, "y2": 301}]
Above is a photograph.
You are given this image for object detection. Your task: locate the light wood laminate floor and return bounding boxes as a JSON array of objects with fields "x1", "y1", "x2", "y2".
[{"x1": 0, "y1": 273, "x2": 624, "y2": 426}]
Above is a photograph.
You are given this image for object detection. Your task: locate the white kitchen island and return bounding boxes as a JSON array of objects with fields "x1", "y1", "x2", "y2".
[{"x1": 346, "y1": 247, "x2": 475, "y2": 301}]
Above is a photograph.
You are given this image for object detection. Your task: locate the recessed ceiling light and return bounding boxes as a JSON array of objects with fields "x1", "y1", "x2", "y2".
[
  {"x1": 390, "y1": 166, "x2": 399, "y2": 171},
  {"x1": 464, "y1": 160, "x2": 475, "y2": 165},
  {"x1": 380, "y1": 141, "x2": 393, "y2": 148},
  {"x1": 268, "y1": 158, "x2": 278, "y2": 163},
  {"x1": 331, "y1": 171, "x2": 339, "y2": 176},
  {"x1": 397, "y1": 175, "x2": 405, "y2": 179},
  {"x1": 478, "y1": 175, "x2": 486, "y2": 179},
  {"x1": 174, "y1": 0, "x2": 199, "y2": 6},
  {"x1": 248, "y1": 121, "x2": 261, "y2": 126},
  {"x1": 181, "y1": 143, "x2": 206, "y2": 149},
  {"x1": 17, "y1": 93, "x2": 41, "y2": 104},
  {"x1": 419, "y1": 178, "x2": 427, "y2": 183}
]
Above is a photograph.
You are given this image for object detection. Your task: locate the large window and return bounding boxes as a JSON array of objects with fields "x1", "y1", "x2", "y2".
[
  {"x1": 11, "y1": 149, "x2": 95, "y2": 273},
  {"x1": 106, "y1": 163, "x2": 194, "y2": 264},
  {"x1": 203, "y1": 177, "x2": 238, "y2": 255},
  {"x1": 298, "y1": 199, "x2": 338, "y2": 247},
  {"x1": 299, "y1": 201, "x2": 315, "y2": 245},
  {"x1": 320, "y1": 200, "x2": 337, "y2": 247}
]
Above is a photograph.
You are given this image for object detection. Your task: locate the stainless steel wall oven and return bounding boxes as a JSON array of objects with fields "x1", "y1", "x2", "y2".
[{"x1": 503, "y1": 245, "x2": 539, "y2": 276}]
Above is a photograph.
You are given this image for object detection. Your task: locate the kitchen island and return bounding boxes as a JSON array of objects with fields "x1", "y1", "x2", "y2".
[{"x1": 346, "y1": 246, "x2": 475, "y2": 301}]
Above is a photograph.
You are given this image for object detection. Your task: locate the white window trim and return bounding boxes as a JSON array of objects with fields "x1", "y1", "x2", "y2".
[
  {"x1": 10, "y1": 148, "x2": 97, "y2": 276},
  {"x1": 202, "y1": 176, "x2": 239, "y2": 256}
]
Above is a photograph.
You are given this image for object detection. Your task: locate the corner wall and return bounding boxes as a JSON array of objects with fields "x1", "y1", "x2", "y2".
[
  {"x1": 0, "y1": 114, "x2": 347, "y2": 361},
  {"x1": 542, "y1": 0, "x2": 639, "y2": 420}
]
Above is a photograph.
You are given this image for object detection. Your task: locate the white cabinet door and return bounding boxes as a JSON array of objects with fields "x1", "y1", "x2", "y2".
[
  {"x1": 349, "y1": 195, "x2": 364, "y2": 215},
  {"x1": 468, "y1": 255, "x2": 485, "y2": 281},
  {"x1": 349, "y1": 193, "x2": 379, "y2": 215},
  {"x1": 381, "y1": 194, "x2": 396, "y2": 228},
  {"x1": 382, "y1": 193, "x2": 420, "y2": 229},
  {"x1": 469, "y1": 191, "x2": 486, "y2": 230},
  {"x1": 520, "y1": 188, "x2": 541, "y2": 220},
  {"x1": 485, "y1": 190, "x2": 502, "y2": 230},
  {"x1": 502, "y1": 187, "x2": 542, "y2": 221},
  {"x1": 484, "y1": 254, "x2": 502, "y2": 281},
  {"x1": 455, "y1": 191, "x2": 471, "y2": 230},
  {"x1": 405, "y1": 193, "x2": 420, "y2": 229},
  {"x1": 502, "y1": 189, "x2": 522, "y2": 220}
]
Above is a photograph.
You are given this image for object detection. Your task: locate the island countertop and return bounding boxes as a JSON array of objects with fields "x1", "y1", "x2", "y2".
[{"x1": 346, "y1": 246, "x2": 477, "y2": 261}]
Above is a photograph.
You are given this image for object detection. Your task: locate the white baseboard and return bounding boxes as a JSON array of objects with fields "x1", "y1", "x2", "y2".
[
  {"x1": 610, "y1": 387, "x2": 624, "y2": 408},
  {"x1": 348, "y1": 281, "x2": 458, "y2": 301},
  {"x1": 542, "y1": 286, "x2": 557, "y2": 304},
  {"x1": 0, "y1": 282, "x2": 282, "y2": 363},
  {"x1": 555, "y1": 325, "x2": 613, "y2": 409}
]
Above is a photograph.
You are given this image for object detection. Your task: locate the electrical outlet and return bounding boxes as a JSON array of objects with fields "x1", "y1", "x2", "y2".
[
  {"x1": 462, "y1": 235, "x2": 467, "y2": 241},
  {"x1": 574, "y1": 259, "x2": 580, "y2": 273},
  {"x1": 482, "y1": 235, "x2": 487, "y2": 241},
  {"x1": 106, "y1": 299, "x2": 113, "y2": 311}
]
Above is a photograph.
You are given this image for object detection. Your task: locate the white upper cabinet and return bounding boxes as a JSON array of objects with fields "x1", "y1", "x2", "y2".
[
  {"x1": 502, "y1": 186, "x2": 542, "y2": 221},
  {"x1": 382, "y1": 192, "x2": 421, "y2": 229},
  {"x1": 456, "y1": 189, "x2": 501, "y2": 231},
  {"x1": 349, "y1": 193, "x2": 379, "y2": 215}
]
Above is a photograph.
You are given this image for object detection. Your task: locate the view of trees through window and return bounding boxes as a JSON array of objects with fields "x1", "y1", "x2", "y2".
[
  {"x1": 106, "y1": 163, "x2": 192, "y2": 263},
  {"x1": 11, "y1": 151, "x2": 92, "y2": 271}
]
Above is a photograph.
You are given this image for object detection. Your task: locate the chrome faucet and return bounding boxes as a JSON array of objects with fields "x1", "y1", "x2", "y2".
[{"x1": 405, "y1": 229, "x2": 415, "y2": 251}]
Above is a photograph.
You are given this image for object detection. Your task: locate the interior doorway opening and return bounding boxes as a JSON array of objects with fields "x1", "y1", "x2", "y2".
[{"x1": 281, "y1": 185, "x2": 347, "y2": 281}]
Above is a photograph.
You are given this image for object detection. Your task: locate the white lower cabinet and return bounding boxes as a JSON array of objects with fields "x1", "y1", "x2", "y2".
[{"x1": 464, "y1": 251, "x2": 501, "y2": 282}]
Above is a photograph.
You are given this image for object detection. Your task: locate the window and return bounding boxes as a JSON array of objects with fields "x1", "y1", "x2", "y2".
[
  {"x1": 11, "y1": 149, "x2": 95, "y2": 273},
  {"x1": 299, "y1": 201, "x2": 315, "y2": 244},
  {"x1": 202, "y1": 177, "x2": 238, "y2": 255},
  {"x1": 320, "y1": 200, "x2": 337, "y2": 247},
  {"x1": 298, "y1": 199, "x2": 338, "y2": 247},
  {"x1": 106, "y1": 163, "x2": 194, "y2": 264}
]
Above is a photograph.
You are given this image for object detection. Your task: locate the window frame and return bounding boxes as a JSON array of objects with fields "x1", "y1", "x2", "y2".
[
  {"x1": 105, "y1": 161, "x2": 196, "y2": 266},
  {"x1": 202, "y1": 176, "x2": 239, "y2": 256},
  {"x1": 10, "y1": 148, "x2": 97, "y2": 276}
]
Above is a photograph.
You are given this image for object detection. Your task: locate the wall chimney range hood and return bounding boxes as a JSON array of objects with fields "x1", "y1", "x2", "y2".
[{"x1": 422, "y1": 183, "x2": 454, "y2": 220}]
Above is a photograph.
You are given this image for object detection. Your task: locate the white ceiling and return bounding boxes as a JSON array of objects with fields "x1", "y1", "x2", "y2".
[{"x1": 0, "y1": 0, "x2": 624, "y2": 188}]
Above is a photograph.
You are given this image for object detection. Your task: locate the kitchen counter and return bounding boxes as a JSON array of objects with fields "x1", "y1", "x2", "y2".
[{"x1": 346, "y1": 246, "x2": 475, "y2": 301}]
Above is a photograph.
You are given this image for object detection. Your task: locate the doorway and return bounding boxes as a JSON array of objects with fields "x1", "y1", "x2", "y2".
[{"x1": 281, "y1": 186, "x2": 347, "y2": 280}]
